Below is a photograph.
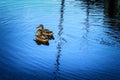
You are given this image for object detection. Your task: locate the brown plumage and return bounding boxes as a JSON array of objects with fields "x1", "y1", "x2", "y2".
[
  {"x1": 37, "y1": 24, "x2": 54, "y2": 39},
  {"x1": 35, "y1": 35, "x2": 49, "y2": 45}
]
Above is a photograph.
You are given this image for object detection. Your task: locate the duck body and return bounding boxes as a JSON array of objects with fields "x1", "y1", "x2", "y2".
[
  {"x1": 36, "y1": 29, "x2": 42, "y2": 35},
  {"x1": 35, "y1": 35, "x2": 49, "y2": 45},
  {"x1": 42, "y1": 29, "x2": 54, "y2": 39}
]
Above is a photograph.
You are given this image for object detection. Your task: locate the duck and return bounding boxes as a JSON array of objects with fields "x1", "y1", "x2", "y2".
[
  {"x1": 37, "y1": 24, "x2": 54, "y2": 39},
  {"x1": 37, "y1": 24, "x2": 44, "y2": 30},
  {"x1": 35, "y1": 35, "x2": 49, "y2": 45},
  {"x1": 35, "y1": 29, "x2": 42, "y2": 36}
]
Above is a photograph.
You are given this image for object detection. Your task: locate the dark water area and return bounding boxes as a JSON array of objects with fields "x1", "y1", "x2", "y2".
[{"x1": 0, "y1": 0, "x2": 120, "y2": 80}]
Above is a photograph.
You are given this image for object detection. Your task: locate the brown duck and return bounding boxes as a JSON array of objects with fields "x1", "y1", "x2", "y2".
[
  {"x1": 35, "y1": 35, "x2": 49, "y2": 45},
  {"x1": 37, "y1": 24, "x2": 54, "y2": 39}
]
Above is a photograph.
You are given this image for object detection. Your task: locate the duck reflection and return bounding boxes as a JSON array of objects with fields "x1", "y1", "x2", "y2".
[
  {"x1": 34, "y1": 24, "x2": 54, "y2": 46},
  {"x1": 53, "y1": 0, "x2": 65, "y2": 80}
]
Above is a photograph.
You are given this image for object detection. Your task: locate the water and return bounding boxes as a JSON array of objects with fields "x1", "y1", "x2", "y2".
[{"x1": 0, "y1": 0, "x2": 120, "y2": 80}]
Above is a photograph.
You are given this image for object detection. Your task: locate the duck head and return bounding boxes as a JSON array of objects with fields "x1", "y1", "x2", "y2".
[{"x1": 37, "y1": 24, "x2": 44, "y2": 30}]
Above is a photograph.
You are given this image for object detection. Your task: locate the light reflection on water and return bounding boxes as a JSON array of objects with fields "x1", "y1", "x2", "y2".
[{"x1": 0, "y1": 0, "x2": 120, "y2": 80}]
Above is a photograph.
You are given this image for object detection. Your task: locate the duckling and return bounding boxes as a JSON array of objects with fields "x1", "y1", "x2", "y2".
[
  {"x1": 35, "y1": 35, "x2": 49, "y2": 45},
  {"x1": 37, "y1": 24, "x2": 44, "y2": 30},
  {"x1": 37, "y1": 24, "x2": 54, "y2": 39},
  {"x1": 35, "y1": 29, "x2": 42, "y2": 36},
  {"x1": 36, "y1": 29, "x2": 50, "y2": 39},
  {"x1": 42, "y1": 30, "x2": 54, "y2": 39}
]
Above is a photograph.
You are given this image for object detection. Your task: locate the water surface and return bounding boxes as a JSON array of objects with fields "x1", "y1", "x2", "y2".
[{"x1": 0, "y1": 0, "x2": 120, "y2": 80}]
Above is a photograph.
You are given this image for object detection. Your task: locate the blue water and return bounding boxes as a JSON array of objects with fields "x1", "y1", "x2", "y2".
[{"x1": 0, "y1": 0, "x2": 120, "y2": 80}]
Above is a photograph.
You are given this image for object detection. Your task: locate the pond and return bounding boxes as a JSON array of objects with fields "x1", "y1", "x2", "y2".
[{"x1": 0, "y1": 0, "x2": 120, "y2": 80}]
